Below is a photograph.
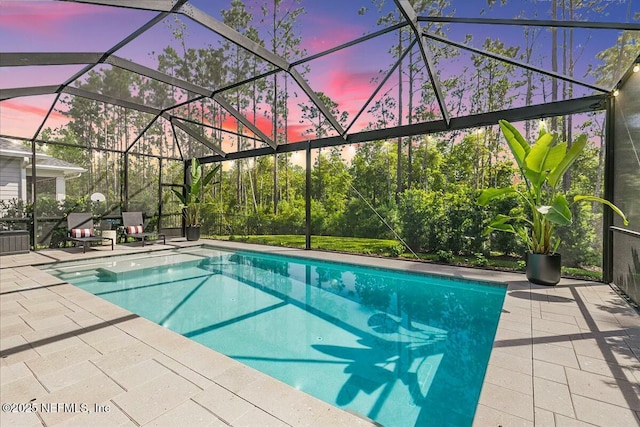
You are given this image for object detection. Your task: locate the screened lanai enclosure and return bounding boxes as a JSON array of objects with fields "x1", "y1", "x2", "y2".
[{"x1": 0, "y1": 0, "x2": 638, "y2": 299}]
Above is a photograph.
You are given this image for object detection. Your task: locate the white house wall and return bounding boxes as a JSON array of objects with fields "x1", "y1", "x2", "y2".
[{"x1": 0, "y1": 157, "x2": 24, "y2": 203}]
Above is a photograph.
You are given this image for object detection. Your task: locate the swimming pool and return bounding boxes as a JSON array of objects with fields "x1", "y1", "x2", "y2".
[{"x1": 43, "y1": 246, "x2": 506, "y2": 427}]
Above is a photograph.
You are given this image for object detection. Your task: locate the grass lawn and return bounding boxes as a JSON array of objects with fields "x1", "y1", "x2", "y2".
[{"x1": 209, "y1": 234, "x2": 602, "y2": 280}]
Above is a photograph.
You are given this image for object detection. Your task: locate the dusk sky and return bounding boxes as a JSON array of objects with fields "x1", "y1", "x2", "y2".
[{"x1": 0, "y1": 0, "x2": 636, "y2": 145}]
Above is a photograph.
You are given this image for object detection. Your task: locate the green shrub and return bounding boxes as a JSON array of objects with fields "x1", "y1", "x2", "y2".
[
  {"x1": 473, "y1": 252, "x2": 488, "y2": 267},
  {"x1": 436, "y1": 250, "x2": 454, "y2": 263},
  {"x1": 388, "y1": 244, "x2": 404, "y2": 257}
]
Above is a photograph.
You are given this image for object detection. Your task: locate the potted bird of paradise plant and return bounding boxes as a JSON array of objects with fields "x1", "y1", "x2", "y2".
[
  {"x1": 172, "y1": 158, "x2": 220, "y2": 241},
  {"x1": 479, "y1": 120, "x2": 628, "y2": 285}
]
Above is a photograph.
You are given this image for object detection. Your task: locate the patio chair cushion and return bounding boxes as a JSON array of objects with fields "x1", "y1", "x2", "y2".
[
  {"x1": 71, "y1": 228, "x2": 93, "y2": 238},
  {"x1": 127, "y1": 225, "x2": 144, "y2": 234}
]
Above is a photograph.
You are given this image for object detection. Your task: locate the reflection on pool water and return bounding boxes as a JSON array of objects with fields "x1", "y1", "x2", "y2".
[{"x1": 43, "y1": 246, "x2": 506, "y2": 427}]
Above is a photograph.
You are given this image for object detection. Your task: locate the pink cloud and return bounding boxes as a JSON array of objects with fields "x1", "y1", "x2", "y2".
[
  {"x1": 1, "y1": 99, "x2": 66, "y2": 121},
  {"x1": 0, "y1": 1, "x2": 115, "y2": 36}
]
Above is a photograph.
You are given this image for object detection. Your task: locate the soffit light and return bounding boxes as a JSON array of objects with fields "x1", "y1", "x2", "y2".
[{"x1": 633, "y1": 63, "x2": 640, "y2": 73}]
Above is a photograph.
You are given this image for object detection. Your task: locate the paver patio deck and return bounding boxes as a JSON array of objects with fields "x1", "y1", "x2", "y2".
[{"x1": 1, "y1": 240, "x2": 639, "y2": 426}]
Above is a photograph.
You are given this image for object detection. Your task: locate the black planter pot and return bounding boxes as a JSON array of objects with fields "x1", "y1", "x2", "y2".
[
  {"x1": 526, "y1": 253, "x2": 561, "y2": 286},
  {"x1": 185, "y1": 226, "x2": 201, "y2": 241}
]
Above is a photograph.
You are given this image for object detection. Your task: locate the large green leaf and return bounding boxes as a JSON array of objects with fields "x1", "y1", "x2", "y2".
[
  {"x1": 543, "y1": 195, "x2": 572, "y2": 225},
  {"x1": 524, "y1": 168, "x2": 545, "y2": 189},
  {"x1": 574, "y1": 195, "x2": 629, "y2": 225},
  {"x1": 543, "y1": 141, "x2": 567, "y2": 172},
  {"x1": 499, "y1": 120, "x2": 529, "y2": 169},
  {"x1": 171, "y1": 188, "x2": 186, "y2": 205},
  {"x1": 483, "y1": 223, "x2": 516, "y2": 236},
  {"x1": 478, "y1": 187, "x2": 515, "y2": 206},
  {"x1": 190, "y1": 158, "x2": 202, "y2": 183},
  {"x1": 202, "y1": 163, "x2": 220, "y2": 187},
  {"x1": 547, "y1": 134, "x2": 587, "y2": 188},
  {"x1": 525, "y1": 132, "x2": 554, "y2": 173}
]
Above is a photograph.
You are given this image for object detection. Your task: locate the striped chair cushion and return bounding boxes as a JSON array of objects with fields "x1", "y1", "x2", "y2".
[
  {"x1": 127, "y1": 225, "x2": 144, "y2": 234},
  {"x1": 71, "y1": 228, "x2": 93, "y2": 238}
]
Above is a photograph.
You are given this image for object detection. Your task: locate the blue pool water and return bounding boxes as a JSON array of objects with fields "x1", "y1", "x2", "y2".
[{"x1": 43, "y1": 246, "x2": 506, "y2": 427}]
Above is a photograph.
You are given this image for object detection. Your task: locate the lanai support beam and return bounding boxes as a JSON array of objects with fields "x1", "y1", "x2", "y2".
[
  {"x1": 198, "y1": 95, "x2": 607, "y2": 164},
  {"x1": 63, "y1": 87, "x2": 162, "y2": 115},
  {"x1": 424, "y1": 31, "x2": 610, "y2": 93},
  {"x1": 418, "y1": 16, "x2": 640, "y2": 31},
  {"x1": 168, "y1": 116, "x2": 227, "y2": 158},
  {"x1": 57, "y1": 0, "x2": 176, "y2": 12},
  {"x1": 0, "y1": 52, "x2": 103, "y2": 67},
  {"x1": 0, "y1": 86, "x2": 59, "y2": 101},
  {"x1": 394, "y1": 0, "x2": 451, "y2": 126}
]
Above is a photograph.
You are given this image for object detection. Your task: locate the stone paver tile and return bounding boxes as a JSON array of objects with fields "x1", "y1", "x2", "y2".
[
  {"x1": 310, "y1": 407, "x2": 377, "y2": 427},
  {"x1": 554, "y1": 414, "x2": 600, "y2": 426},
  {"x1": 534, "y1": 407, "x2": 555, "y2": 427},
  {"x1": 0, "y1": 407, "x2": 41, "y2": 427},
  {"x1": 500, "y1": 318, "x2": 533, "y2": 334},
  {"x1": 540, "y1": 304, "x2": 584, "y2": 319},
  {"x1": 534, "y1": 359, "x2": 568, "y2": 384},
  {"x1": 492, "y1": 339, "x2": 533, "y2": 360},
  {"x1": 495, "y1": 324, "x2": 532, "y2": 342},
  {"x1": 78, "y1": 326, "x2": 140, "y2": 354},
  {"x1": 238, "y1": 375, "x2": 338, "y2": 426},
  {"x1": 501, "y1": 304, "x2": 533, "y2": 317},
  {"x1": 233, "y1": 405, "x2": 289, "y2": 427},
  {"x1": 39, "y1": 360, "x2": 104, "y2": 392},
  {"x1": 138, "y1": 328, "x2": 193, "y2": 355},
  {"x1": 153, "y1": 354, "x2": 215, "y2": 390},
  {"x1": 0, "y1": 318, "x2": 34, "y2": 339},
  {"x1": 0, "y1": 373, "x2": 48, "y2": 402},
  {"x1": 533, "y1": 377, "x2": 575, "y2": 418},
  {"x1": 0, "y1": 334, "x2": 41, "y2": 365},
  {"x1": 114, "y1": 316, "x2": 166, "y2": 340},
  {"x1": 501, "y1": 310, "x2": 533, "y2": 326},
  {"x1": 484, "y1": 364, "x2": 533, "y2": 395},
  {"x1": 25, "y1": 342, "x2": 101, "y2": 377},
  {"x1": 533, "y1": 328, "x2": 576, "y2": 349},
  {"x1": 109, "y1": 358, "x2": 172, "y2": 391},
  {"x1": 192, "y1": 384, "x2": 252, "y2": 424},
  {"x1": 112, "y1": 371, "x2": 201, "y2": 425},
  {"x1": 36, "y1": 373, "x2": 125, "y2": 426},
  {"x1": 533, "y1": 318, "x2": 583, "y2": 336},
  {"x1": 533, "y1": 343, "x2": 579, "y2": 369},
  {"x1": 57, "y1": 400, "x2": 134, "y2": 427},
  {"x1": 565, "y1": 367, "x2": 640, "y2": 411},
  {"x1": 477, "y1": 383, "x2": 534, "y2": 421},
  {"x1": 172, "y1": 347, "x2": 238, "y2": 383},
  {"x1": 0, "y1": 301, "x2": 29, "y2": 317},
  {"x1": 488, "y1": 350, "x2": 532, "y2": 375},
  {"x1": 577, "y1": 354, "x2": 639, "y2": 385},
  {"x1": 212, "y1": 363, "x2": 262, "y2": 394},
  {"x1": 572, "y1": 395, "x2": 640, "y2": 427},
  {"x1": 0, "y1": 291, "x2": 27, "y2": 303},
  {"x1": 64, "y1": 308, "x2": 105, "y2": 325},
  {"x1": 572, "y1": 338, "x2": 616, "y2": 360},
  {"x1": 590, "y1": 319, "x2": 627, "y2": 333},
  {"x1": 0, "y1": 361, "x2": 32, "y2": 385},
  {"x1": 0, "y1": 314, "x2": 31, "y2": 329},
  {"x1": 145, "y1": 399, "x2": 220, "y2": 427},
  {"x1": 541, "y1": 311, "x2": 583, "y2": 326},
  {"x1": 19, "y1": 301, "x2": 72, "y2": 318},
  {"x1": 91, "y1": 341, "x2": 158, "y2": 376},
  {"x1": 472, "y1": 404, "x2": 533, "y2": 427},
  {"x1": 21, "y1": 329, "x2": 86, "y2": 356},
  {"x1": 16, "y1": 298, "x2": 65, "y2": 312}
]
